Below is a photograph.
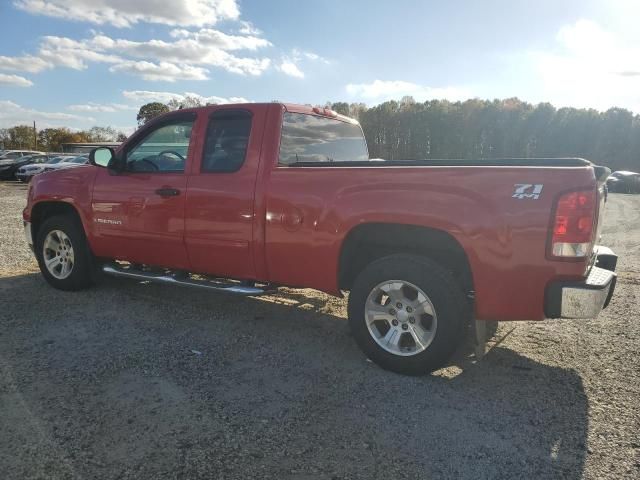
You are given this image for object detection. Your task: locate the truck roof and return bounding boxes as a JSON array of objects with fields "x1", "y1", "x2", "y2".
[{"x1": 169, "y1": 102, "x2": 359, "y2": 124}]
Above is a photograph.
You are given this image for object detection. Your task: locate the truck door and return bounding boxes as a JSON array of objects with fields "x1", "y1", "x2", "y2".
[
  {"x1": 184, "y1": 107, "x2": 265, "y2": 280},
  {"x1": 90, "y1": 112, "x2": 195, "y2": 269}
]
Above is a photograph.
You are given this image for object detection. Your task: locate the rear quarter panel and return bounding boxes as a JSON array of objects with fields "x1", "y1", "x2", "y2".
[{"x1": 264, "y1": 164, "x2": 597, "y2": 320}]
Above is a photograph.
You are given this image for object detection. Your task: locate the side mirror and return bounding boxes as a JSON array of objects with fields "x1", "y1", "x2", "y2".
[{"x1": 89, "y1": 147, "x2": 115, "y2": 168}]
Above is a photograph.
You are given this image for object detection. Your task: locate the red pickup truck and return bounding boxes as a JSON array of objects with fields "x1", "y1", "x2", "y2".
[{"x1": 23, "y1": 103, "x2": 618, "y2": 374}]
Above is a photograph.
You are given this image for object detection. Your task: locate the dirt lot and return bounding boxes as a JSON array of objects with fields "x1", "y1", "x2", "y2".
[{"x1": 0, "y1": 181, "x2": 638, "y2": 480}]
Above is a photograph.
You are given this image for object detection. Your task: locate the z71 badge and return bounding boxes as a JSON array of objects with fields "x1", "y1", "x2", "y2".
[{"x1": 512, "y1": 184, "x2": 543, "y2": 200}]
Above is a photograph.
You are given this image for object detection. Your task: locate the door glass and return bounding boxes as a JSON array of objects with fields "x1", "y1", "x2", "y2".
[
  {"x1": 126, "y1": 120, "x2": 194, "y2": 173},
  {"x1": 201, "y1": 110, "x2": 252, "y2": 173}
]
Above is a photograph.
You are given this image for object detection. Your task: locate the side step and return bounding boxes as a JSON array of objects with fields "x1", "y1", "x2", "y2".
[{"x1": 102, "y1": 264, "x2": 274, "y2": 296}]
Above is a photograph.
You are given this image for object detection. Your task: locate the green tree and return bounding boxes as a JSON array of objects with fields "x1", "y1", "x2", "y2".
[
  {"x1": 86, "y1": 126, "x2": 127, "y2": 142},
  {"x1": 136, "y1": 102, "x2": 169, "y2": 126},
  {"x1": 352, "y1": 97, "x2": 640, "y2": 171},
  {"x1": 166, "y1": 95, "x2": 205, "y2": 110},
  {"x1": 37, "y1": 128, "x2": 91, "y2": 152},
  {"x1": 3, "y1": 125, "x2": 36, "y2": 150},
  {"x1": 330, "y1": 102, "x2": 350, "y2": 116}
]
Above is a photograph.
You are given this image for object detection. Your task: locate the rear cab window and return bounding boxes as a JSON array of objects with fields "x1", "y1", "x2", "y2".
[{"x1": 278, "y1": 112, "x2": 368, "y2": 165}]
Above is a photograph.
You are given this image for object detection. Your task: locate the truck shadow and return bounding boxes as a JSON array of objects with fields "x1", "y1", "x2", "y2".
[{"x1": 0, "y1": 273, "x2": 588, "y2": 479}]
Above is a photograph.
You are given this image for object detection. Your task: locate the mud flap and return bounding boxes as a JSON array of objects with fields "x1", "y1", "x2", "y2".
[
  {"x1": 472, "y1": 320, "x2": 510, "y2": 360},
  {"x1": 473, "y1": 319, "x2": 488, "y2": 360}
]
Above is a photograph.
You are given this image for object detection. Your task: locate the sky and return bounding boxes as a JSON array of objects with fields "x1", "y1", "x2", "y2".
[{"x1": 1, "y1": 0, "x2": 640, "y2": 133}]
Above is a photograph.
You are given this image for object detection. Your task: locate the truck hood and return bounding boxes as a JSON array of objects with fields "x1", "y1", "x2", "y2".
[{"x1": 32, "y1": 164, "x2": 96, "y2": 193}]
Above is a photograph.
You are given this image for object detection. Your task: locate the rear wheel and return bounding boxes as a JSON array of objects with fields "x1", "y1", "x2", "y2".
[
  {"x1": 35, "y1": 215, "x2": 94, "y2": 291},
  {"x1": 348, "y1": 254, "x2": 469, "y2": 375}
]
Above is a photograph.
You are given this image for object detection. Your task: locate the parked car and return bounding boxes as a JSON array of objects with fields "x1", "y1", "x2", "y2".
[
  {"x1": 607, "y1": 170, "x2": 640, "y2": 194},
  {"x1": 15, "y1": 155, "x2": 74, "y2": 182},
  {"x1": 0, "y1": 153, "x2": 48, "y2": 180},
  {"x1": 0, "y1": 150, "x2": 45, "y2": 180},
  {"x1": 22, "y1": 103, "x2": 618, "y2": 374},
  {"x1": 0, "y1": 149, "x2": 42, "y2": 159},
  {"x1": 41, "y1": 155, "x2": 89, "y2": 172}
]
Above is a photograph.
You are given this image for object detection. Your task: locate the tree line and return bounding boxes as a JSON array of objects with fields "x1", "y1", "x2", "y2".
[
  {"x1": 330, "y1": 97, "x2": 640, "y2": 171},
  {"x1": 0, "y1": 125, "x2": 127, "y2": 153},
  {"x1": 3, "y1": 96, "x2": 639, "y2": 171},
  {"x1": 138, "y1": 95, "x2": 640, "y2": 171}
]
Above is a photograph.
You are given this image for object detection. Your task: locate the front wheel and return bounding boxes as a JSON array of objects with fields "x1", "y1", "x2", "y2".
[
  {"x1": 348, "y1": 254, "x2": 469, "y2": 375},
  {"x1": 35, "y1": 215, "x2": 95, "y2": 291}
]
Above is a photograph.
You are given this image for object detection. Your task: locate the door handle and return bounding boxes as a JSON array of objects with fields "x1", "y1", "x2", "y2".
[{"x1": 155, "y1": 187, "x2": 181, "y2": 197}]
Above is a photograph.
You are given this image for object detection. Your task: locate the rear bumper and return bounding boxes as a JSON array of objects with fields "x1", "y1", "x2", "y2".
[{"x1": 545, "y1": 246, "x2": 617, "y2": 319}]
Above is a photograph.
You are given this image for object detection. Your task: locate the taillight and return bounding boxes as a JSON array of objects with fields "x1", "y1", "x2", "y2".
[{"x1": 549, "y1": 189, "x2": 597, "y2": 258}]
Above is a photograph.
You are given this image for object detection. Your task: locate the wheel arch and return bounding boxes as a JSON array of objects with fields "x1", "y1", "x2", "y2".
[
  {"x1": 338, "y1": 223, "x2": 474, "y2": 295},
  {"x1": 30, "y1": 201, "x2": 87, "y2": 243}
]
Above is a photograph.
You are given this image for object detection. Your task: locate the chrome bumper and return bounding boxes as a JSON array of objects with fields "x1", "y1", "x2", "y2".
[
  {"x1": 545, "y1": 247, "x2": 617, "y2": 319},
  {"x1": 24, "y1": 221, "x2": 33, "y2": 251}
]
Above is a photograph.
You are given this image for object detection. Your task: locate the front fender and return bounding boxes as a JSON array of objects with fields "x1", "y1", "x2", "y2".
[{"x1": 27, "y1": 166, "x2": 98, "y2": 242}]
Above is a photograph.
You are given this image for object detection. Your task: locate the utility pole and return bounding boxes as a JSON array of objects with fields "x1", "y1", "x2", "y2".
[{"x1": 33, "y1": 121, "x2": 37, "y2": 150}]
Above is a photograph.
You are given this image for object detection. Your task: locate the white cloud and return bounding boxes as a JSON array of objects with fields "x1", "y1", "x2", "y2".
[
  {"x1": 278, "y1": 60, "x2": 304, "y2": 78},
  {"x1": 0, "y1": 100, "x2": 91, "y2": 128},
  {"x1": 1, "y1": 4, "x2": 307, "y2": 83},
  {"x1": 0, "y1": 29, "x2": 272, "y2": 79},
  {"x1": 107, "y1": 30, "x2": 270, "y2": 56},
  {"x1": 0, "y1": 36, "x2": 124, "y2": 73},
  {"x1": 13, "y1": 0, "x2": 240, "y2": 28},
  {"x1": 110, "y1": 61, "x2": 210, "y2": 82},
  {"x1": 169, "y1": 29, "x2": 192, "y2": 39},
  {"x1": 345, "y1": 80, "x2": 471, "y2": 102},
  {"x1": 238, "y1": 21, "x2": 261, "y2": 36},
  {"x1": 122, "y1": 90, "x2": 249, "y2": 105},
  {"x1": 529, "y1": 19, "x2": 640, "y2": 112},
  {"x1": 89, "y1": 31, "x2": 271, "y2": 76},
  {"x1": 39, "y1": 35, "x2": 123, "y2": 70},
  {"x1": 274, "y1": 48, "x2": 329, "y2": 79},
  {"x1": 0, "y1": 55, "x2": 50, "y2": 73},
  {"x1": 67, "y1": 102, "x2": 134, "y2": 112},
  {"x1": 0, "y1": 74, "x2": 33, "y2": 87},
  {"x1": 293, "y1": 48, "x2": 329, "y2": 64}
]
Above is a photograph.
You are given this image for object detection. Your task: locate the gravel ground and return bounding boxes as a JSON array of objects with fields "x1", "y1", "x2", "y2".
[{"x1": 0, "y1": 180, "x2": 638, "y2": 479}]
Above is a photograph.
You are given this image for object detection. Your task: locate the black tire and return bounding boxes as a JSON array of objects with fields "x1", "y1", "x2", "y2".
[
  {"x1": 35, "y1": 214, "x2": 95, "y2": 291},
  {"x1": 348, "y1": 254, "x2": 469, "y2": 375}
]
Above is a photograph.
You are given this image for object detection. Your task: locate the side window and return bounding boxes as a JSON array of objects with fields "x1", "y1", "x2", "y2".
[
  {"x1": 201, "y1": 110, "x2": 252, "y2": 173},
  {"x1": 126, "y1": 119, "x2": 194, "y2": 173}
]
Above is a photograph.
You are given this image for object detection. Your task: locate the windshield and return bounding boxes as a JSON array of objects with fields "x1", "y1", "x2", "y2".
[{"x1": 279, "y1": 112, "x2": 369, "y2": 165}]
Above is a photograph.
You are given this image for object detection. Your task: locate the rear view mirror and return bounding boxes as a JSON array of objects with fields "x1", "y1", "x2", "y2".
[{"x1": 89, "y1": 147, "x2": 114, "y2": 168}]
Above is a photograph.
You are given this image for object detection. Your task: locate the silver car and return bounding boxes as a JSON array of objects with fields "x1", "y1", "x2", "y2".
[{"x1": 16, "y1": 156, "x2": 74, "y2": 181}]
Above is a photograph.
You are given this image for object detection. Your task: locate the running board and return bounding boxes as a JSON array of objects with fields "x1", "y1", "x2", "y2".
[{"x1": 102, "y1": 264, "x2": 274, "y2": 296}]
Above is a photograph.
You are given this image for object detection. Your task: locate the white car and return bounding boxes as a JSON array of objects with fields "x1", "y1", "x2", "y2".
[
  {"x1": 0, "y1": 149, "x2": 43, "y2": 159},
  {"x1": 16, "y1": 156, "x2": 75, "y2": 181},
  {"x1": 42, "y1": 155, "x2": 89, "y2": 172}
]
